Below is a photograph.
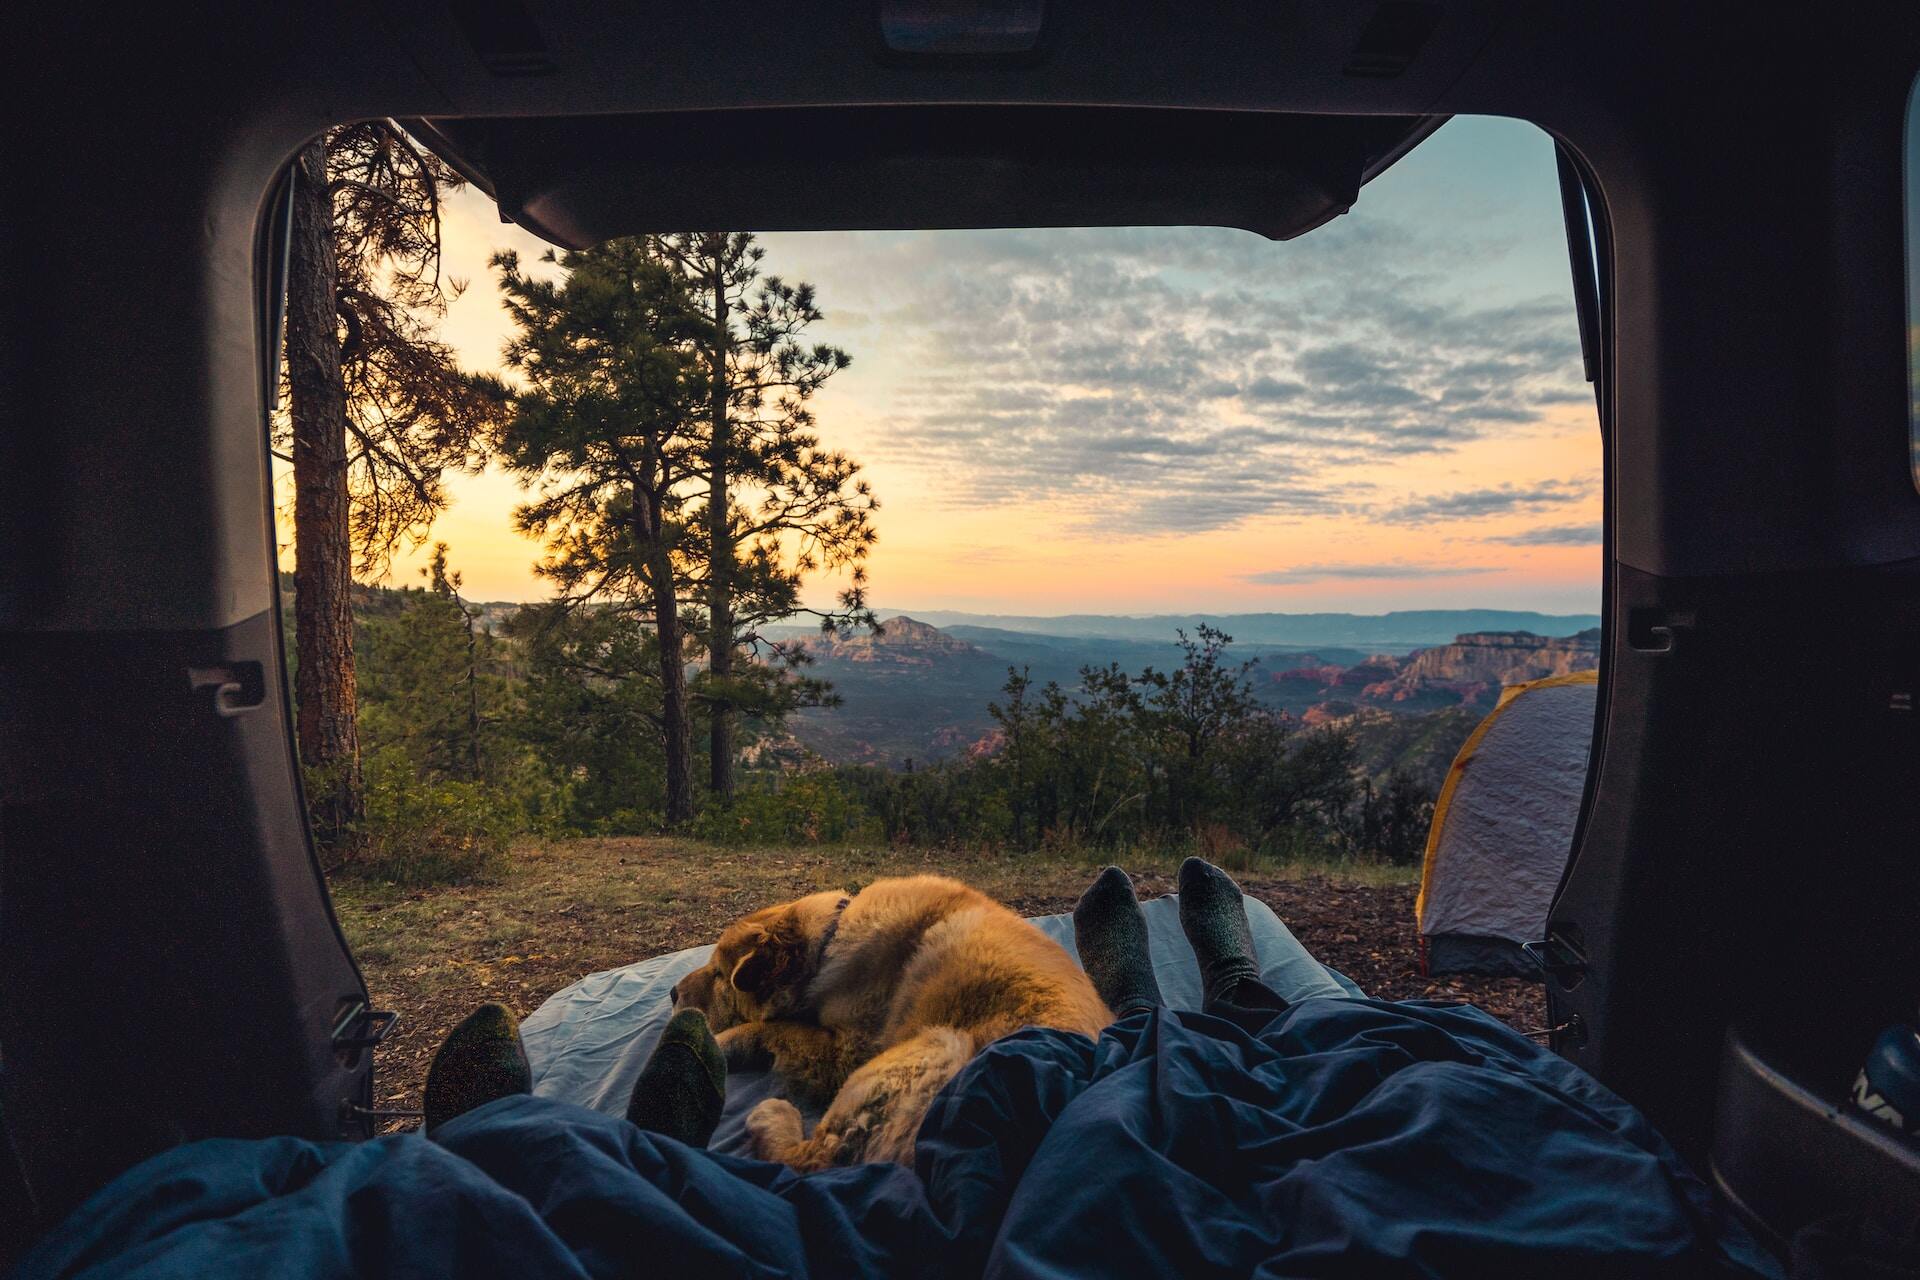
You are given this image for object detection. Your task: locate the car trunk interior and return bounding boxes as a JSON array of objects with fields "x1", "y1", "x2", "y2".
[{"x1": 2, "y1": 0, "x2": 1918, "y2": 1263}]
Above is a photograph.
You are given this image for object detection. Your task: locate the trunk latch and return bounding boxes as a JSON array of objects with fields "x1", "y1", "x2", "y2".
[
  {"x1": 332, "y1": 999, "x2": 398, "y2": 1066},
  {"x1": 1522, "y1": 925, "x2": 1589, "y2": 987}
]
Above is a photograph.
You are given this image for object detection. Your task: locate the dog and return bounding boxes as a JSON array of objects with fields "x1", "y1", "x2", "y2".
[{"x1": 671, "y1": 874, "x2": 1112, "y2": 1170}]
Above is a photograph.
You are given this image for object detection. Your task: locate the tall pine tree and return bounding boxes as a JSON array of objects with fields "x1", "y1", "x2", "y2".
[
  {"x1": 491, "y1": 241, "x2": 707, "y2": 824},
  {"x1": 282, "y1": 122, "x2": 507, "y2": 845},
  {"x1": 653, "y1": 233, "x2": 877, "y2": 801}
]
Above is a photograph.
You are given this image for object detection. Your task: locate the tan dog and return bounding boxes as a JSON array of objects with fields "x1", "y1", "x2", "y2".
[{"x1": 671, "y1": 874, "x2": 1111, "y2": 1170}]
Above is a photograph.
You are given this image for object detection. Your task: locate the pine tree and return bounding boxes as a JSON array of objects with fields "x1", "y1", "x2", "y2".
[
  {"x1": 506, "y1": 602, "x2": 672, "y2": 830},
  {"x1": 425, "y1": 544, "x2": 484, "y2": 781},
  {"x1": 355, "y1": 546, "x2": 504, "y2": 785},
  {"x1": 491, "y1": 241, "x2": 706, "y2": 824},
  {"x1": 1136, "y1": 626, "x2": 1263, "y2": 831},
  {"x1": 653, "y1": 233, "x2": 877, "y2": 802},
  {"x1": 282, "y1": 122, "x2": 508, "y2": 845}
]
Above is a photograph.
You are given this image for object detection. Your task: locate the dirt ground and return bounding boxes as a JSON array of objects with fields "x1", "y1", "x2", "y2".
[{"x1": 331, "y1": 838, "x2": 1547, "y2": 1116}]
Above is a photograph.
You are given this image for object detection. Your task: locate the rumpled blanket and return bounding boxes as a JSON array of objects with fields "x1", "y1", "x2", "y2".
[{"x1": 17, "y1": 999, "x2": 1780, "y2": 1278}]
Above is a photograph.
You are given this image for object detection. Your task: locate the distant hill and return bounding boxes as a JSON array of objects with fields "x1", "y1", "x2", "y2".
[
  {"x1": 785, "y1": 617, "x2": 1014, "y2": 765},
  {"x1": 1344, "y1": 707, "x2": 1484, "y2": 792},
  {"x1": 785, "y1": 615, "x2": 1600, "y2": 768},
  {"x1": 870, "y1": 609, "x2": 1601, "y2": 649},
  {"x1": 801, "y1": 616, "x2": 986, "y2": 664},
  {"x1": 313, "y1": 588, "x2": 1599, "y2": 777},
  {"x1": 939, "y1": 626, "x2": 1371, "y2": 676},
  {"x1": 785, "y1": 614, "x2": 1388, "y2": 765},
  {"x1": 1266, "y1": 629, "x2": 1600, "y2": 721}
]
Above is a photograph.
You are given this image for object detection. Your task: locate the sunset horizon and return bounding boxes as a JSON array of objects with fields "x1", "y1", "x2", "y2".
[{"x1": 275, "y1": 115, "x2": 1601, "y2": 618}]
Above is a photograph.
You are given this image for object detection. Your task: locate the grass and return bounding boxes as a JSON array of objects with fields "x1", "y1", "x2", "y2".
[
  {"x1": 332, "y1": 837, "x2": 1417, "y2": 981},
  {"x1": 328, "y1": 836, "x2": 1458, "y2": 1118}
]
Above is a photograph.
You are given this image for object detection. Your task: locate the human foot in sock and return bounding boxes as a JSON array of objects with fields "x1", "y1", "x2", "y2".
[
  {"x1": 1177, "y1": 857, "x2": 1260, "y2": 1008},
  {"x1": 626, "y1": 1008, "x2": 727, "y2": 1148},
  {"x1": 423, "y1": 1003, "x2": 532, "y2": 1136},
  {"x1": 1072, "y1": 866, "x2": 1164, "y2": 1016}
]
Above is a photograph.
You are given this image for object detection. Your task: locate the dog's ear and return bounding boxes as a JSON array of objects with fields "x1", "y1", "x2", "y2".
[{"x1": 727, "y1": 915, "x2": 806, "y2": 998}]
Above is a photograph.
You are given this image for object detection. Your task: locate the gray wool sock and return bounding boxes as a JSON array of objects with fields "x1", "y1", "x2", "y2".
[
  {"x1": 1177, "y1": 858, "x2": 1260, "y2": 1008},
  {"x1": 1072, "y1": 866, "x2": 1164, "y2": 1017},
  {"x1": 423, "y1": 1003, "x2": 532, "y2": 1136},
  {"x1": 626, "y1": 1008, "x2": 727, "y2": 1148}
]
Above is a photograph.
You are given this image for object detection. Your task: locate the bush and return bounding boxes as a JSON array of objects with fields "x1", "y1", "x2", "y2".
[
  {"x1": 334, "y1": 749, "x2": 517, "y2": 885},
  {"x1": 1259, "y1": 822, "x2": 1345, "y2": 866},
  {"x1": 693, "y1": 773, "x2": 881, "y2": 847},
  {"x1": 1195, "y1": 821, "x2": 1258, "y2": 872},
  {"x1": 486, "y1": 748, "x2": 580, "y2": 840},
  {"x1": 588, "y1": 807, "x2": 665, "y2": 837},
  {"x1": 834, "y1": 762, "x2": 1014, "y2": 847},
  {"x1": 1340, "y1": 768, "x2": 1435, "y2": 865}
]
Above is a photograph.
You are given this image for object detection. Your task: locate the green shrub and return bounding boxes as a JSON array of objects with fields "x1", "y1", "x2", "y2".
[
  {"x1": 589, "y1": 807, "x2": 665, "y2": 837},
  {"x1": 336, "y1": 749, "x2": 516, "y2": 885},
  {"x1": 1195, "y1": 821, "x2": 1259, "y2": 872},
  {"x1": 1259, "y1": 822, "x2": 1351, "y2": 869},
  {"x1": 834, "y1": 762, "x2": 1014, "y2": 847},
  {"x1": 694, "y1": 773, "x2": 881, "y2": 847},
  {"x1": 486, "y1": 748, "x2": 580, "y2": 840}
]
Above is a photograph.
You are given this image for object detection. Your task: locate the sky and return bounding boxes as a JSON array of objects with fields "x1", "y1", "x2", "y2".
[{"x1": 275, "y1": 115, "x2": 1602, "y2": 615}]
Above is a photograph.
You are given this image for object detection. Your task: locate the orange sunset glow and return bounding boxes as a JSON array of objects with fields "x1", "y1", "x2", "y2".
[{"x1": 275, "y1": 116, "x2": 1600, "y2": 616}]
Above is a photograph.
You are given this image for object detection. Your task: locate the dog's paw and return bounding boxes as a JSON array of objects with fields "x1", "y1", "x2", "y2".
[
  {"x1": 744, "y1": 1097, "x2": 805, "y2": 1161},
  {"x1": 716, "y1": 1023, "x2": 773, "y2": 1070}
]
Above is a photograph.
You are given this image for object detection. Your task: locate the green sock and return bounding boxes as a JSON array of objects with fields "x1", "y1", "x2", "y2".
[
  {"x1": 1177, "y1": 857, "x2": 1260, "y2": 1007},
  {"x1": 627, "y1": 1008, "x2": 727, "y2": 1148},
  {"x1": 423, "y1": 1003, "x2": 532, "y2": 1136},
  {"x1": 1072, "y1": 867, "x2": 1164, "y2": 1016}
]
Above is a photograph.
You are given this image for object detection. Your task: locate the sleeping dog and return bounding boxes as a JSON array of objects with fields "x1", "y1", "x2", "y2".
[{"x1": 671, "y1": 875, "x2": 1112, "y2": 1170}]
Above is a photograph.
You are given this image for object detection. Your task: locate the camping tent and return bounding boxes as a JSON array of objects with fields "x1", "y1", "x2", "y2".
[{"x1": 1417, "y1": 670, "x2": 1599, "y2": 978}]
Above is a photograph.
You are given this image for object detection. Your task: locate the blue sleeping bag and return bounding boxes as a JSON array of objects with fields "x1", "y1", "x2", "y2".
[{"x1": 16, "y1": 1000, "x2": 1780, "y2": 1278}]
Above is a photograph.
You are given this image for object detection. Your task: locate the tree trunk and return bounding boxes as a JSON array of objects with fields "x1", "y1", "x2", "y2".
[
  {"x1": 704, "y1": 255, "x2": 736, "y2": 801},
  {"x1": 651, "y1": 552, "x2": 696, "y2": 826},
  {"x1": 630, "y1": 484, "x2": 696, "y2": 824},
  {"x1": 285, "y1": 136, "x2": 363, "y2": 847},
  {"x1": 461, "y1": 597, "x2": 481, "y2": 781}
]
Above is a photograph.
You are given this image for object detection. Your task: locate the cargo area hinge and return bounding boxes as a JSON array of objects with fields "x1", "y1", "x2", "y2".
[
  {"x1": 332, "y1": 999, "x2": 399, "y2": 1065},
  {"x1": 1522, "y1": 927, "x2": 1589, "y2": 987}
]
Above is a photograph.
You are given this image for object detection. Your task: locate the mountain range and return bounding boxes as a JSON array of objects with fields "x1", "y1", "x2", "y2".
[
  {"x1": 782, "y1": 614, "x2": 1600, "y2": 767},
  {"x1": 862, "y1": 608, "x2": 1601, "y2": 650}
]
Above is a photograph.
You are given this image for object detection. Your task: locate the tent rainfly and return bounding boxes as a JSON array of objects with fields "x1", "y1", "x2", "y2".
[{"x1": 1416, "y1": 670, "x2": 1599, "y2": 978}]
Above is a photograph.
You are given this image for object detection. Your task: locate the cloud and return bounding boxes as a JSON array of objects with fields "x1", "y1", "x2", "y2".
[
  {"x1": 846, "y1": 218, "x2": 1589, "y2": 536},
  {"x1": 1242, "y1": 562, "x2": 1500, "y2": 585},
  {"x1": 1485, "y1": 522, "x2": 1604, "y2": 545},
  {"x1": 1374, "y1": 481, "x2": 1590, "y2": 525},
  {"x1": 1243, "y1": 375, "x2": 1306, "y2": 401}
]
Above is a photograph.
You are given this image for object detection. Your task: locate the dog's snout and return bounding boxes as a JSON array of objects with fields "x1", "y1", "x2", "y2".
[{"x1": 669, "y1": 978, "x2": 682, "y2": 1004}]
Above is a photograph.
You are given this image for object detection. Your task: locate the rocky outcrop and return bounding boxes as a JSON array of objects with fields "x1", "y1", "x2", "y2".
[
  {"x1": 1396, "y1": 630, "x2": 1599, "y2": 686},
  {"x1": 1265, "y1": 630, "x2": 1598, "y2": 719},
  {"x1": 804, "y1": 616, "x2": 985, "y2": 666}
]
